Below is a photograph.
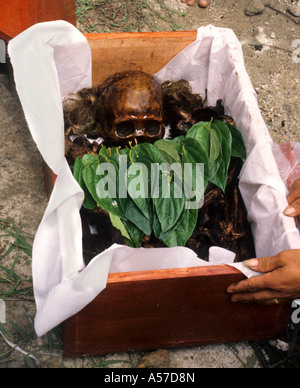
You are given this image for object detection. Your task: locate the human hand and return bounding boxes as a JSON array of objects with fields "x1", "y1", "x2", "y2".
[
  {"x1": 227, "y1": 250, "x2": 300, "y2": 305},
  {"x1": 284, "y1": 178, "x2": 300, "y2": 223}
]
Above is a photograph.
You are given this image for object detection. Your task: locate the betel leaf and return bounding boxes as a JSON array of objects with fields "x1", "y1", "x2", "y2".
[
  {"x1": 181, "y1": 137, "x2": 209, "y2": 190},
  {"x1": 81, "y1": 154, "x2": 100, "y2": 203},
  {"x1": 225, "y1": 122, "x2": 247, "y2": 161},
  {"x1": 163, "y1": 208, "x2": 198, "y2": 248},
  {"x1": 209, "y1": 158, "x2": 227, "y2": 193},
  {"x1": 152, "y1": 204, "x2": 162, "y2": 239},
  {"x1": 212, "y1": 120, "x2": 232, "y2": 173},
  {"x1": 153, "y1": 180, "x2": 186, "y2": 235},
  {"x1": 118, "y1": 194, "x2": 152, "y2": 236},
  {"x1": 82, "y1": 154, "x2": 123, "y2": 218},
  {"x1": 73, "y1": 157, "x2": 97, "y2": 210},
  {"x1": 209, "y1": 125, "x2": 222, "y2": 175},
  {"x1": 122, "y1": 219, "x2": 144, "y2": 248},
  {"x1": 135, "y1": 142, "x2": 166, "y2": 165},
  {"x1": 126, "y1": 155, "x2": 152, "y2": 220},
  {"x1": 73, "y1": 118, "x2": 247, "y2": 249},
  {"x1": 109, "y1": 213, "x2": 131, "y2": 242},
  {"x1": 186, "y1": 121, "x2": 210, "y2": 153},
  {"x1": 159, "y1": 205, "x2": 186, "y2": 241},
  {"x1": 209, "y1": 121, "x2": 233, "y2": 193},
  {"x1": 154, "y1": 139, "x2": 182, "y2": 165},
  {"x1": 169, "y1": 135, "x2": 186, "y2": 150}
]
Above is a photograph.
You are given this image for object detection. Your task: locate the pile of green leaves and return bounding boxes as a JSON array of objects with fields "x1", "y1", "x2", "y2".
[{"x1": 73, "y1": 120, "x2": 246, "y2": 248}]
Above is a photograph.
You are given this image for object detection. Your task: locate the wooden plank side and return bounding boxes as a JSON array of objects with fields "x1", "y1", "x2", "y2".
[
  {"x1": 0, "y1": 0, "x2": 76, "y2": 41},
  {"x1": 33, "y1": 0, "x2": 76, "y2": 26},
  {"x1": 85, "y1": 31, "x2": 197, "y2": 85},
  {"x1": 64, "y1": 268, "x2": 290, "y2": 357},
  {"x1": 0, "y1": 0, "x2": 29, "y2": 40}
]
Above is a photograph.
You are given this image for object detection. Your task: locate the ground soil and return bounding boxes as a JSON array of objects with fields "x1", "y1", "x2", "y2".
[{"x1": 0, "y1": 0, "x2": 299, "y2": 369}]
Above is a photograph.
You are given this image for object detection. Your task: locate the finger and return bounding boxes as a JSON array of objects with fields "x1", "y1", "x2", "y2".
[
  {"x1": 230, "y1": 289, "x2": 281, "y2": 304},
  {"x1": 227, "y1": 272, "x2": 274, "y2": 294},
  {"x1": 284, "y1": 199, "x2": 300, "y2": 218},
  {"x1": 242, "y1": 255, "x2": 284, "y2": 274},
  {"x1": 287, "y1": 179, "x2": 300, "y2": 203}
]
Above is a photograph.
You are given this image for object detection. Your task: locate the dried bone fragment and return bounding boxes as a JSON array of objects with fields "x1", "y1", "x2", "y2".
[
  {"x1": 99, "y1": 70, "x2": 165, "y2": 146},
  {"x1": 64, "y1": 70, "x2": 165, "y2": 149}
]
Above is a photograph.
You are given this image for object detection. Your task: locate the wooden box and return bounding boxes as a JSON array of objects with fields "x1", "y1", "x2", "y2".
[
  {"x1": 1, "y1": 0, "x2": 290, "y2": 361},
  {"x1": 0, "y1": 0, "x2": 76, "y2": 41},
  {"x1": 56, "y1": 31, "x2": 291, "y2": 357}
]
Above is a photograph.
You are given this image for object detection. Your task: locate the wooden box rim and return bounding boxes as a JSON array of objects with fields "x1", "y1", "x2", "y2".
[{"x1": 107, "y1": 264, "x2": 242, "y2": 285}]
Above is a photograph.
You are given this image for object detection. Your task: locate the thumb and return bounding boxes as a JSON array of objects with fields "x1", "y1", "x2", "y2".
[
  {"x1": 243, "y1": 255, "x2": 283, "y2": 273},
  {"x1": 284, "y1": 199, "x2": 300, "y2": 218},
  {"x1": 287, "y1": 179, "x2": 300, "y2": 205},
  {"x1": 285, "y1": 179, "x2": 300, "y2": 217}
]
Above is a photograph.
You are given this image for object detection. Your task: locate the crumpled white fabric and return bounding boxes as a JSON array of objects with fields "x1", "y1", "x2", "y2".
[
  {"x1": 8, "y1": 21, "x2": 300, "y2": 337},
  {"x1": 272, "y1": 142, "x2": 300, "y2": 192}
]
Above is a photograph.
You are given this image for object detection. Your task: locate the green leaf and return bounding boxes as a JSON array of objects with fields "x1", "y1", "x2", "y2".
[
  {"x1": 71, "y1": 117, "x2": 247, "y2": 249},
  {"x1": 186, "y1": 121, "x2": 210, "y2": 153},
  {"x1": 212, "y1": 120, "x2": 232, "y2": 172},
  {"x1": 163, "y1": 208, "x2": 198, "y2": 247},
  {"x1": 154, "y1": 139, "x2": 182, "y2": 165},
  {"x1": 209, "y1": 159, "x2": 227, "y2": 193},
  {"x1": 73, "y1": 158, "x2": 97, "y2": 210},
  {"x1": 81, "y1": 155, "x2": 102, "y2": 204},
  {"x1": 209, "y1": 126, "x2": 222, "y2": 174},
  {"x1": 109, "y1": 213, "x2": 131, "y2": 242},
  {"x1": 126, "y1": 156, "x2": 152, "y2": 219},
  {"x1": 152, "y1": 206, "x2": 162, "y2": 239},
  {"x1": 82, "y1": 155, "x2": 123, "y2": 218},
  {"x1": 135, "y1": 143, "x2": 166, "y2": 165},
  {"x1": 181, "y1": 137, "x2": 209, "y2": 190},
  {"x1": 123, "y1": 220, "x2": 144, "y2": 248},
  {"x1": 169, "y1": 136, "x2": 186, "y2": 152},
  {"x1": 118, "y1": 195, "x2": 152, "y2": 236},
  {"x1": 209, "y1": 121, "x2": 233, "y2": 193},
  {"x1": 159, "y1": 206, "x2": 186, "y2": 241},
  {"x1": 153, "y1": 180, "x2": 185, "y2": 234},
  {"x1": 225, "y1": 122, "x2": 247, "y2": 161}
]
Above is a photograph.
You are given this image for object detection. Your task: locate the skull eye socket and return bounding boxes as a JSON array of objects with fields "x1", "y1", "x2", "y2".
[
  {"x1": 115, "y1": 121, "x2": 136, "y2": 138},
  {"x1": 115, "y1": 120, "x2": 162, "y2": 138},
  {"x1": 144, "y1": 121, "x2": 162, "y2": 136}
]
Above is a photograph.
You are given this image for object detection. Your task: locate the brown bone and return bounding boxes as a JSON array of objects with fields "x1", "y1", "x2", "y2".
[{"x1": 100, "y1": 70, "x2": 165, "y2": 146}]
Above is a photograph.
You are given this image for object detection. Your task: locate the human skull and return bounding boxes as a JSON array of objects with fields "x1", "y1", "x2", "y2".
[{"x1": 99, "y1": 70, "x2": 165, "y2": 146}]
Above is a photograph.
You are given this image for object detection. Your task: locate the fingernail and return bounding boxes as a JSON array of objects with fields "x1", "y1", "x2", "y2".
[
  {"x1": 284, "y1": 207, "x2": 296, "y2": 217},
  {"x1": 243, "y1": 259, "x2": 259, "y2": 269},
  {"x1": 227, "y1": 282, "x2": 239, "y2": 293}
]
